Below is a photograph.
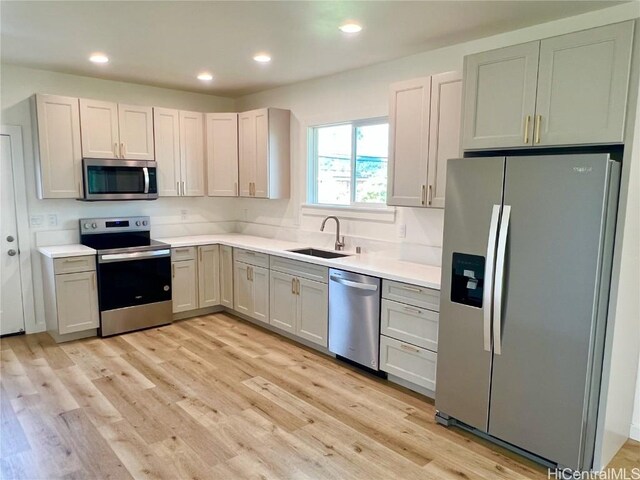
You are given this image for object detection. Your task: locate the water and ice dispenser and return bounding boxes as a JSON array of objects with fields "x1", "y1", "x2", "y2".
[{"x1": 450, "y1": 253, "x2": 485, "y2": 308}]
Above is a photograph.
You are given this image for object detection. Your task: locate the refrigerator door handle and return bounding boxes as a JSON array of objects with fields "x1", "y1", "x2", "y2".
[
  {"x1": 493, "y1": 205, "x2": 511, "y2": 355},
  {"x1": 483, "y1": 204, "x2": 501, "y2": 352}
]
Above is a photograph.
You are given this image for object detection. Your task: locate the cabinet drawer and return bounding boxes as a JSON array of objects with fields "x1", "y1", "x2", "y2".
[
  {"x1": 171, "y1": 246, "x2": 196, "y2": 261},
  {"x1": 53, "y1": 255, "x2": 96, "y2": 274},
  {"x1": 270, "y1": 256, "x2": 328, "y2": 283},
  {"x1": 381, "y1": 299, "x2": 438, "y2": 352},
  {"x1": 382, "y1": 279, "x2": 439, "y2": 311},
  {"x1": 380, "y1": 335, "x2": 437, "y2": 391},
  {"x1": 234, "y1": 248, "x2": 269, "y2": 268}
]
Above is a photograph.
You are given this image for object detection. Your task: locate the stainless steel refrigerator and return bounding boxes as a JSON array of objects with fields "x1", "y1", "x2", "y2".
[{"x1": 435, "y1": 153, "x2": 620, "y2": 471}]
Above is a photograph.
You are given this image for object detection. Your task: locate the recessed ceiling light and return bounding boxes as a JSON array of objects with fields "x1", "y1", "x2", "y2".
[
  {"x1": 89, "y1": 53, "x2": 109, "y2": 64},
  {"x1": 253, "y1": 54, "x2": 271, "y2": 63},
  {"x1": 339, "y1": 23, "x2": 362, "y2": 34},
  {"x1": 197, "y1": 72, "x2": 214, "y2": 81}
]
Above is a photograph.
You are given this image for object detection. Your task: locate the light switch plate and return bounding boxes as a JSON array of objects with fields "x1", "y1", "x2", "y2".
[
  {"x1": 47, "y1": 214, "x2": 58, "y2": 227},
  {"x1": 30, "y1": 215, "x2": 44, "y2": 227}
]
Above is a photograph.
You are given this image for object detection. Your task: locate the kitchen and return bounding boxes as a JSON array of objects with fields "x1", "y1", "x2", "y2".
[{"x1": 1, "y1": 1, "x2": 639, "y2": 479}]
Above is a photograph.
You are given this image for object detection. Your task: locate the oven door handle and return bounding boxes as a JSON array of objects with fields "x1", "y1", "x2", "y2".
[
  {"x1": 99, "y1": 249, "x2": 171, "y2": 263},
  {"x1": 143, "y1": 167, "x2": 150, "y2": 194}
]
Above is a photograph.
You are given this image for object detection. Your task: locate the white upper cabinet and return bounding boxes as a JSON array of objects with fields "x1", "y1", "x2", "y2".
[
  {"x1": 535, "y1": 21, "x2": 633, "y2": 146},
  {"x1": 206, "y1": 113, "x2": 239, "y2": 197},
  {"x1": 180, "y1": 110, "x2": 205, "y2": 197},
  {"x1": 79, "y1": 98, "x2": 120, "y2": 158},
  {"x1": 387, "y1": 78, "x2": 431, "y2": 207},
  {"x1": 33, "y1": 94, "x2": 83, "y2": 199},
  {"x1": 79, "y1": 99, "x2": 154, "y2": 159},
  {"x1": 462, "y1": 21, "x2": 633, "y2": 150},
  {"x1": 153, "y1": 107, "x2": 181, "y2": 196},
  {"x1": 118, "y1": 104, "x2": 155, "y2": 160},
  {"x1": 387, "y1": 72, "x2": 462, "y2": 208},
  {"x1": 238, "y1": 108, "x2": 290, "y2": 199},
  {"x1": 462, "y1": 42, "x2": 540, "y2": 150}
]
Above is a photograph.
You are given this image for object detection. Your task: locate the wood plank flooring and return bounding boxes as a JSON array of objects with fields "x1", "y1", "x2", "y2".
[{"x1": 1, "y1": 313, "x2": 638, "y2": 479}]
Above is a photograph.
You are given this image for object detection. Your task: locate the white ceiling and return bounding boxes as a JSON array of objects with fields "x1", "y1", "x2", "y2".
[{"x1": 0, "y1": 1, "x2": 624, "y2": 97}]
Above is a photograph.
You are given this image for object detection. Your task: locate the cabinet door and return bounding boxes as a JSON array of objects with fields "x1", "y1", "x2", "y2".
[
  {"x1": 462, "y1": 42, "x2": 540, "y2": 150},
  {"x1": 153, "y1": 107, "x2": 181, "y2": 197},
  {"x1": 219, "y1": 245, "x2": 234, "y2": 308},
  {"x1": 206, "y1": 113, "x2": 239, "y2": 196},
  {"x1": 535, "y1": 21, "x2": 633, "y2": 146},
  {"x1": 79, "y1": 98, "x2": 119, "y2": 158},
  {"x1": 179, "y1": 111, "x2": 205, "y2": 196},
  {"x1": 427, "y1": 72, "x2": 462, "y2": 208},
  {"x1": 296, "y1": 278, "x2": 328, "y2": 347},
  {"x1": 198, "y1": 245, "x2": 220, "y2": 308},
  {"x1": 233, "y1": 261, "x2": 253, "y2": 316},
  {"x1": 34, "y1": 94, "x2": 83, "y2": 198},
  {"x1": 238, "y1": 111, "x2": 256, "y2": 197},
  {"x1": 118, "y1": 104, "x2": 155, "y2": 160},
  {"x1": 387, "y1": 78, "x2": 430, "y2": 207},
  {"x1": 269, "y1": 271, "x2": 296, "y2": 333},
  {"x1": 55, "y1": 271, "x2": 99, "y2": 334},
  {"x1": 380, "y1": 335, "x2": 437, "y2": 391},
  {"x1": 251, "y1": 266, "x2": 270, "y2": 324},
  {"x1": 172, "y1": 260, "x2": 198, "y2": 313},
  {"x1": 253, "y1": 109, "x2": 269, "y2": 198}
]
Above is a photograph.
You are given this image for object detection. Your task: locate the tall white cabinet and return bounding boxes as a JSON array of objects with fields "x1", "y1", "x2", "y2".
[
  {"x1": 462, "y1": 21, "x2": 633, "y2": 150},
  {"x1": 153, "y1": 108, "x2": 205, "y2": 197},
  {"x1": 206, "y1": 113, "x2": 239, "y2": 196},
  {"x1": 386, "y1": 72, "x2": 462, "y2": 208}
]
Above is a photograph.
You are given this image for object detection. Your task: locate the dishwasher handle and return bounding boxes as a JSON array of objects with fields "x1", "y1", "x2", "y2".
[{"x1": 330, "y1": 275, "x2": 378, "y2": 291}]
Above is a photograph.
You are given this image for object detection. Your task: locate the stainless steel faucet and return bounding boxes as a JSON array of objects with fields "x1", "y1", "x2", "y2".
[{"x1": 320, "y1": 216, "x2": 345, "y2": 251}]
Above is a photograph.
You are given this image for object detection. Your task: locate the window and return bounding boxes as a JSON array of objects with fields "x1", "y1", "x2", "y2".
[{"x1": 309, "y1": 118, "x2": 389, "y2": 206}]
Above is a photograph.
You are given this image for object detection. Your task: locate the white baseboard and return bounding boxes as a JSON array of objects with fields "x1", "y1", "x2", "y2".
[{"x1": 630, "y1": 423, "x2": 640, "y2": 441}]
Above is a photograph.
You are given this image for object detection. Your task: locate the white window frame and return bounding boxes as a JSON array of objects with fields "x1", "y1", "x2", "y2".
[{"x1": 308, "y1": 117, "x2": 389, "y2": 208}]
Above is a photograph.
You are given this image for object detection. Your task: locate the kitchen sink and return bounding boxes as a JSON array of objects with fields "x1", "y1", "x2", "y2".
[{"x1": 288, "y1": 248, "x2": 351, "y2": 259}]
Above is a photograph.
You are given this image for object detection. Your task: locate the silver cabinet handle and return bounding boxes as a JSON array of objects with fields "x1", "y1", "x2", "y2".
[
  {"x1": 400, "y1": 343, "x2": 420, "y2": 354},
  {"x1": 296, "y1": 278, "x2": 300, "y2": 295},
  {"x1": 63, "y1": 257, "x2": 87, "y2": 263},
  {"x1": 92, "y1": 274, "x2": 96, "y2": 290},
  {"x1": 493, "y1": 205, "x2": 511, "y2": 356},
  {"x1": 182, "y1": 181, "x2": 186, "y2": 196},
  {"x1": 427, "y1": 185, "x2": 433, "y2": 206},
  {"x1": 523, "y1": 115, "x2": 531, "y2": 144},
  {"x1": 421, "y1": 185, "x2": 426, "y2": 206},
  {"x1": 483, "y1": 204, "x2": 501, "y2": 352},
  {"x1": 120, "y1": 142, "x2": 125, "y2": 158},
  {"x1": 177, "y1": 182, "x2": 180, "y2": 196},
  {"x1": 403, "y1": 305, "x2": 422, "y2": 315},
  {"x1": 172, "y1": 263, "x2": 176, "y2": 278},
  {"x1": 292, "y1": 277, "x2": 296, "y2": 294},
  {"x1": 329, "y1": 276, "x2": 377, "y2": 291},
  {"x1": 535, "y1": 115, "x2": 542, "y2": 144},
  {"x1": 143, "y1": 167, "x2": 150, "y2": 194},
  {"x1": 114, "y1": 142, "x2": 119, "y2": 158},
  {"x1": 400, "y1": 285, "x2": 422, "y2": 293}
]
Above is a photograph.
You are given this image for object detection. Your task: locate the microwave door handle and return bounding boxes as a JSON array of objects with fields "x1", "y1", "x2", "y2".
[
  {"x1": 493, "y1": 205, "x2": 511, "y2": 356},
  {"x1": 143, "y1": 167, "x2": 150, "y2": 194}
]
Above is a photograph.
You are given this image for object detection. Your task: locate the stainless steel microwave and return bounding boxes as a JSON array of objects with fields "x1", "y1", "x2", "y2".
[{"x1": 82, "y1": 159, "x2": 158, "y2": 201}]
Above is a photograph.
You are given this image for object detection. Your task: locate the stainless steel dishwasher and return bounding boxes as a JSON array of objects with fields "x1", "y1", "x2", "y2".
[{"x1": 328, "y1": 269, "x2": 381, "y2": 370}]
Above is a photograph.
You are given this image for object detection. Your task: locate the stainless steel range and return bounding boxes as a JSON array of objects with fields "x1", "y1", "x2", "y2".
[{"x1": 79, "y1": 216, "x2": 172, "y2": 336}]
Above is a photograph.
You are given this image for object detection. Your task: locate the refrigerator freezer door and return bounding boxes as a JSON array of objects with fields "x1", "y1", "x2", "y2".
[
  {"x1": 488, "y1": 154, "x2": 615, "y2": 469},
  {"x1": 436, "y1": 156, "x2": 505, "y2": 431}
]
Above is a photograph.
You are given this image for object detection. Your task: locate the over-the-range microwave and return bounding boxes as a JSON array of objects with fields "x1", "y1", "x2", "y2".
[{"x1": 82, "y1": 158, "x2": 158, "y2": 201}]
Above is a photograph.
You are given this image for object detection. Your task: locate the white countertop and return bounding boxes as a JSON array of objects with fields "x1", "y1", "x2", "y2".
[
  {"x1": 38, "y1": 244, "x2": 96, "y2": 258},
  {"x1": 37, "y1": 234, "x2": 441, "y2": 289}
]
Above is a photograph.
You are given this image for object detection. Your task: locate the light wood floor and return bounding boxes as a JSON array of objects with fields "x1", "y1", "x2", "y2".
[{"x1": 1, "y1": 313, "x2": 637, "y2": 480}]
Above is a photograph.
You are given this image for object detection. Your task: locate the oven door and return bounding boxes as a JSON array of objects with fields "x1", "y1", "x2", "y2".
[
  {"x1": 97, "y1": 249, "x2": 171, "y2": 311},
  {"x1": 83, "y1": 159, "x2": 158, "y2": 200}
]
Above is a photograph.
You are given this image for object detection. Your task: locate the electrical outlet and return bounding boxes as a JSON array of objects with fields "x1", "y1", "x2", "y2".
[
  {"x1": 30, "y1": 215, "x2": 44, "y2": 227},
  {"x1": 397, "y1": 224, "x2": 407, "y2": 238},
  {"x1": 180, "y1": 209, "x2": 188, "y2": 221},
  {"x1": 47, "y1": 214, "x2": 58, "y2": 227}
]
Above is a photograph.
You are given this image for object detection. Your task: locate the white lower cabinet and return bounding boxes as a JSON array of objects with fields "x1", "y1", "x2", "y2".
[
  {"x1": 172, "y1": 259, "x2": 198, "y2": 313},
  {"x1": 296, "y1": 278, "x2": 328, "y2": 347},
  {"x1": 269, "y1": 271, "x2": 297, "y2": 333},
  {"x1": 380, "y1": 336, "x2": 437, "y2": 391},
  {"x1": 198, "y1": 245, "x2": 220, "y2": 308},
  {"x1": 219, "y1": 245, "x2": 234, "y2": 308},
  {"x1": 381, "y1": 299, "x2": 438, "y2": 352},
  {"x1": 55, "y1": 271, "x2": 100, "y2": 334},
  {"x1": 233, "y1": 260, "x2": 269, "y2": 323}
]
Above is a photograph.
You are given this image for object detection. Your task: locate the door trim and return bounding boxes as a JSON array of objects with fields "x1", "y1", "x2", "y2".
[{"x1": 1, "y1": 125, "x2": 36, "y2": 334}]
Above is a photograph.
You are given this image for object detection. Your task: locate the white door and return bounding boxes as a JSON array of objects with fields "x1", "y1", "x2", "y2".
[
  {"x1": 427, "y1": 72, "x2": 462, "y2": 208},
  {"x1": 79, "y1": 98, "x2": 120, "y2": 158},
  {"x1": 535, "y1": 21, "x2": 633, "y2": 146},
  {"x1": 251, "y1": 265, "x2": 269, "y2": 324},
  {"x1": 462, "y1": 42, "x2": 540, "y2": 150},
  {"x1": 118, "y1": 104, "x2": 155, "y2": 160},
  {"x1": 269, "y1": 271, "x2": 296, "y2": 333},
  {"x1": 386, "y1": 78, "x2": 431, "y2": 207},
  {"x1": 238, "y1": 111, "x2": 256, "y2": 197},
  {"x1": 296, "y1": 278, "x2": 328, "y2": 347},
  {"x1": 34, "y1": 94, "x2": 83, "y2": 198},
  {"x1": 233, "y1": 261, "x2": 253, "y2": 316},
  {"x1": 206, "y1": 113, "x2": 239, "y2": 196},
  {"x1": 179, "y1": 111, "x2": 205, "y2": 196},
  {"x1": 153, "y1": 107, "x2": 181, "y2": 197},
  {"x1": 253, "y1": 109, "x2": 269, "y2": 198},
  {"x1": 172, "y1": 260, "x2": 198, "y2": 313},
  {"x1": 198, "y1": 245, "x2": 220, "y2": 308},
  {"x1": 219, "y1": 245, "x2": 234, "y2": 308},
  {"x1": 55, "y1": 271, "x2": 99, "y2": 335},
  {"x1": 0, "y1": 134, "x2": 25, "y2": 335}
]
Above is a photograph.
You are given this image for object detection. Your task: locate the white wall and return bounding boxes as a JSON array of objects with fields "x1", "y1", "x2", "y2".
[{"x1": 0, "y1": 64, "x2": 239, "y2": 333}]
